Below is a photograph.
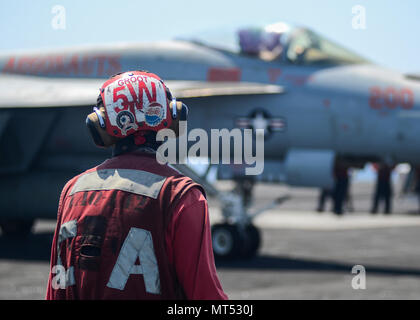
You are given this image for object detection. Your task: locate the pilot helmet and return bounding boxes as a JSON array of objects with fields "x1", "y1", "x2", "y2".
[{"x1": 238, "y1": 28, "x2": 263, "y2": 55}]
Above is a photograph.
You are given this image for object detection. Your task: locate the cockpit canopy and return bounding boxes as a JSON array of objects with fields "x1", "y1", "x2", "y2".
[{"x1": 185, "y1": 22, "x2": 368, "y2": 65}]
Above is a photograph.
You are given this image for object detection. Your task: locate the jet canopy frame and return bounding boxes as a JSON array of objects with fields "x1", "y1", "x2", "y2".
[{"x1": 184, "y1": 22, "x2": 369, "y2": 66}]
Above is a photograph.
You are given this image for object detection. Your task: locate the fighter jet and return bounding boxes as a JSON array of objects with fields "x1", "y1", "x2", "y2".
[{"x1": 0, "y1": 22, "x2": 419, "y2": 258}]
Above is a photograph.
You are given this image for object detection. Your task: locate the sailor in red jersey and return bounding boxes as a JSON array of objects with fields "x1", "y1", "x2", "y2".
[{"x1": 45, "y1": 70, "x2": 228, "y2": 300}]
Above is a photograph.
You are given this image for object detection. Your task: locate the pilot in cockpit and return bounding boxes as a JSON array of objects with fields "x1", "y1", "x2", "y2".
[
  {"x1": 237, "y1": 22, "x2": 289, "y2": 61},
  {"x1": 236, "y1": 22, "x2": 366, "y2": 65}
]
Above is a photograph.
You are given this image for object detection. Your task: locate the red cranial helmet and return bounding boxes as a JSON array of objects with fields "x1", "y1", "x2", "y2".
[
  {"x1": 100, "y1": 70, "x2": 173, "y2": 137},
  {"x1": 86, "y1": 70, "x2": 186, "y2": 148}
]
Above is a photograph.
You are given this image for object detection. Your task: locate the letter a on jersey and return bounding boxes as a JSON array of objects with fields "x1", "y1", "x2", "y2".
[{"x1": 107, "y1": 227, "x2": 161, "y2": 294}]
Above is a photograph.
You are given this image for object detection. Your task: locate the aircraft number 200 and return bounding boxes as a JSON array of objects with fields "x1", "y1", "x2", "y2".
[{"x1": 369, "y1": 87, "x2": 414, "y2": 110}]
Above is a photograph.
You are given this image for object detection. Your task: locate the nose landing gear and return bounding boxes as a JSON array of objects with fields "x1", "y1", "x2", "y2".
[
  {"x1": 211, "y1": 185, "x2": 289, "y2": 259},
  {"x1": 172, "y1": 164, "x2": 289, "y2": 259}
]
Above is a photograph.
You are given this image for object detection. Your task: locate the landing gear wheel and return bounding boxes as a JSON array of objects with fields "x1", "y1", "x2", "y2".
[
  {"x1": 241, "y1": 224, "x2": 261, "y2": 258},
  {"x1": 211, "y1": 223, "x2": 243, "y2": 259},
  {"x1": 212, "y1": 223, "x2": 261, "y2": 259},
  {"x1": 0, "y1": 219, "x2": 34, "y2": 238}
]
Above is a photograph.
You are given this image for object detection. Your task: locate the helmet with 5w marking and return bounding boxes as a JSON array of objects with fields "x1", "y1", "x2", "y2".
[{"x1": 86, "y1": 70, "x2": 187, "y2": 148}]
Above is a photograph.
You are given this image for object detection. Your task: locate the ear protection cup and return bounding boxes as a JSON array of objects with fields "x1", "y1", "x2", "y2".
[
  {"x1": 86, "y1": 107, "x2": 119, "y2": 148},
  {"x1": 169, "y1": 100, "x2": 189, "y2": 137}
]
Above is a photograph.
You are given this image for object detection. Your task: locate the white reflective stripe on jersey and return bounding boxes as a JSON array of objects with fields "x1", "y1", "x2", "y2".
[
  {"x1": 54, "y1": 220, "x2": 77, "y2": 289},
  {"x1": 57, "y1": 220, "x2": 77, "y2": 266},
  {"x1": 107, "y1": 227, "x2": 161, "y2": 294},
  {"x1": 69, "y1": 169, "x2": 166, "y2": 199}
]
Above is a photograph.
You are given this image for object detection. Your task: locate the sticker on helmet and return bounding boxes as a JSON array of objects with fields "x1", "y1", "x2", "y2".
[
  {"x1": 144, "y1": 102, "x2": 164, "y2": 127},
  {"x1": 116, "y1": 110, "x2": 138, "y2": 135}
]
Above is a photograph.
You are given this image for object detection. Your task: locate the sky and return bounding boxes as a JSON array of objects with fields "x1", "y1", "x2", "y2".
[{"x1": 0, "y1": 0, "x2": 419, "y2": 73}]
